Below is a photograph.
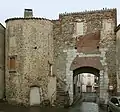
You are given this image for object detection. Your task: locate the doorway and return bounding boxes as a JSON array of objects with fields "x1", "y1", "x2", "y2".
[{"x1": 30, "y1": 86, "x2": 41, "y2": 106}]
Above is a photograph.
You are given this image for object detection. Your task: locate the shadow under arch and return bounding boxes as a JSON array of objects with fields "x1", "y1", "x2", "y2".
[{"x1": 73, "y1": 66, "x2": 100, "y2": 77}]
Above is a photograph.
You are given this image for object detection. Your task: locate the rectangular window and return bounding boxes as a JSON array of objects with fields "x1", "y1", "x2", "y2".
[
  {"x1": 103, "y1": 19, "x2": 112, "y2": 31},
  {"x1": 76, "y1": 22, "x2": 84, "y2": 35},
  {"x1": 9, "y1": 37, "x2": 17, "y2": 48},
  {"x1": 87, "y1": 74, "x2": 91, "y2": 77},
  {"x1": 8, "y1": 56, "x2": 16, "y2": 72},
  {"x1": 104, "y1": 22, "x2": 111, "y2": 31},
  {"x1": 48, "y1": 61, "x2": 53, "y2": 76}
]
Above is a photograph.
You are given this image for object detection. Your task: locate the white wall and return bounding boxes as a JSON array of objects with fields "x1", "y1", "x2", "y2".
[
  {"x1": 48, "y1": 76, "x2": 56, "y2": 104},
  {"x1": 80, "y1": 73, "x2": 95, "y2": 92}
]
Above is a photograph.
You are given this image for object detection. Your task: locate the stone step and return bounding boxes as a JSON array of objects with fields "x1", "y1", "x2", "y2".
[
  {"x1": 57, "y1": 89, "x2": 65, "y2": 92},
  {"x1": 56, "y1": 94, "x2": 66, "y2": 97},
  {"x1": 56, "y1": 98, "x2": 65, "y2": 101},
  {"x1": 56, "y1": 86, "x2": 65, "y2": 89},
  {"x1": 57, "y1": 91, "x2": 65, "y2": 93},
  {"x1": 57, "y1": 95, "x2": 66, "y2": 97},
  {"x1": 53, "y1": 102, "x2": 64, "y2": 105},
  {"x1": 56, "y1": 91, "x2": 67, "y2": 97},
  {"x1": 56, "y1": 94, "x2": 66, "y2": 98},
  {"x1": 57, "y1": 89, "x2": 65, "y2": 91},
  {"x1": 56, "y1": 88, "x2": 65, "y2": 91},
  {"x1": 56, "y1": 96, "x2": 67, "y2": 101},
  {"x1": 54, "y1": 99, "x2": 65, "y2": 103},
  {"x1": 57, "y1": 91, "x2": 65, "y2": 94},
  {"x1": 57, "y1": 91, "x2": 66, "y2": 93},
  {"x1": 52, "y1": 95, "x2": 69, "y2": 107},
  {"x1": 57, "y1": 94, "x2": 65, "y2": 97},
  {"x1": 56, "y1": 97, "x2": 65, "y2": 100},
  {"x1": 53, "y1": 101, "x2": 65, "y2": 106},
  {"x1": 57, "y1": 94, "x2": 65, "y2": 96},
  {"x1": 52, "y1": 105, "x2": 64, "y2": 108},
  {"x1": 56, "y1": 95, "x2": 66, "y2": 100},
  {"x1": 54, "y1": 85, "x2": 68, "y2": 107}
]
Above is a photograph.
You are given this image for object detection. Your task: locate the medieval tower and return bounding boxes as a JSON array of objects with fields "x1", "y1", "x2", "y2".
[
  {"x1": 0, "y1": 8, "x2": 118, "y2": 106},
  {"x1": 5, "y1": 9, "x2": 54, "y2": 105},
  {"x1": 53, "y1": 8, "x2": 117, "y2": 104}
]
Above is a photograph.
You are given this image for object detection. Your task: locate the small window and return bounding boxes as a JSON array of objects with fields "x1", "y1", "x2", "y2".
[
  {"x1": 87, "y1": 74, "x2": 91, "y2": 77},
  {"x1": 75, "y1": 22, "x2": 84, "y2": 36},
  {"x1": 78, "y1": 87, "x2": 80, "y2": 93},
  {"x1": 48, "y1": 61, "x2": 53, "y2": 76},
  {"x1": 8, "y1": 56, "x2": 16, "y2": 73},
  {"x1": 95, "y1": 78, "x2": 97, "y2": 83}
]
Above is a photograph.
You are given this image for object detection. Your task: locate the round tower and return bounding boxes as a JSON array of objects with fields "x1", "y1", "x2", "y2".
[{"x1": 5, "y1": 10, "x2": 53, "y2": 105}]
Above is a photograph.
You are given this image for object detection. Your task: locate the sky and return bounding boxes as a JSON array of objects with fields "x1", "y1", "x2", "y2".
[{"x1": 1, "y1": 0, "x2": 120, "y2": 26}]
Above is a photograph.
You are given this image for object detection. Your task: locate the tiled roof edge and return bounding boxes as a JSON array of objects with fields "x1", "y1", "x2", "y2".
[
  {"x1": 51, "y1": 19, "x2": 59, "y2": 21},
  {"x1": 5, "y1": 17, "x2": 51, "y2": 23}
]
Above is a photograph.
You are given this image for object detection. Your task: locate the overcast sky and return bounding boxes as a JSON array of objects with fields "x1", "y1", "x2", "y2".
[{"x1": 1, "y1": 0, "x2": 120, "y2": 26}]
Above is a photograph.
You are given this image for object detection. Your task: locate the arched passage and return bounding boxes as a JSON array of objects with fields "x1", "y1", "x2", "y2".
[
  {"x1": 65, "y1": 56, "x2": 104, "y2": 104},
  {"x1": 73, "y1": 66, "x2": 100, "y2": 77},
  {"x1": 73, "y1": 66, "x2": 100, "y2": 103}
]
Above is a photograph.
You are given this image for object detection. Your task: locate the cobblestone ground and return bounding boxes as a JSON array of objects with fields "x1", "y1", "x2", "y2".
[
  {"x1": 68, "y1": 102, "x2": 107, "y2": 112},
  {"x1": 0, "y1": 102, "x2": 107, "y2": 112}
]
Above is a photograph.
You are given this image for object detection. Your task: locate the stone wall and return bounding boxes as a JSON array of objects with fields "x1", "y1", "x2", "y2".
[
  {"x1": 0, "y1": 23, "x2": 5, "y2": 99},
  {"x1": 5, "y1": 18, "x2": 53, "y2": 105},
  {"x1": 116, "y1": 25, "x2": 120, "y2": 95},
  {"x1": 4, "y1": 8, "x2": 117, "y2": 106},
  {"x1": 53, "y1": 8, "x2": 117, "y2": 104},
  {"x1": 100, "y1": 18, "x2": 116, "y2": 99}
]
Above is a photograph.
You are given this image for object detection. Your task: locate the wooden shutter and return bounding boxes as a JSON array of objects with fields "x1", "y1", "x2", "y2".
[{"x1": 9, "y1": 56, "x2": 16, "y2": 71}]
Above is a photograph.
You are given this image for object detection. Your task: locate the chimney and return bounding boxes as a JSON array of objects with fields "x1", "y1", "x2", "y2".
[{"x1": 24, "y1": 9, "x2": 33, "y2": 18}]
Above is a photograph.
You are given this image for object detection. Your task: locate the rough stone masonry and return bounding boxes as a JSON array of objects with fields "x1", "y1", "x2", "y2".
[
  {"x1": 53, "y1": 8, "x2": 117, "y2": 105},
  {"x1": 0, "y1": 8, "x2": 118, "y2": 106}
]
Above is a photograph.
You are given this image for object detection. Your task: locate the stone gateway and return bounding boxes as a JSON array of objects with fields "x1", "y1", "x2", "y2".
[{"x1": 0, "y1": 8, "x2": 120, "y2": 106}]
